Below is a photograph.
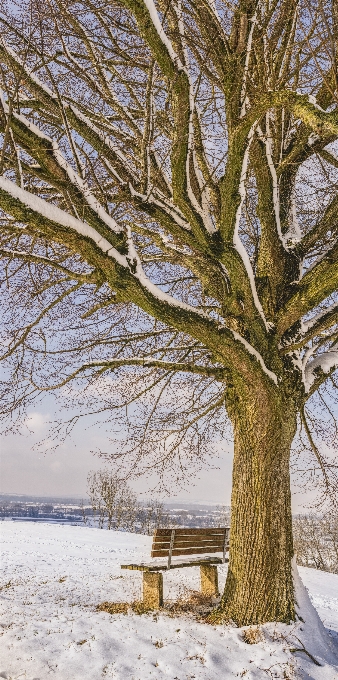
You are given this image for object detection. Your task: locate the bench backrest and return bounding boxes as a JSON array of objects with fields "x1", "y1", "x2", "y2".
[{"x1": 151, "y1": 527, "x2": 230, "y2": 569}]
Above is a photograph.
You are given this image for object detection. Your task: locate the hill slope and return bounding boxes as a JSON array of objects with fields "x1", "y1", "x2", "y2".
[{"x1": 0, "y1": 521, "x2": 337, "y2": 679}]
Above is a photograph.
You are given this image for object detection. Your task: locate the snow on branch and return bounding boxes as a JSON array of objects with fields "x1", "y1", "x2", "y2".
[
  {"x1": 304, "y1": 345, "x2": 338, "y2": 392},
  {"x1": 240, "y1": 10, "x2": 258, "y2": 118},
  {"x1": 258, "y1": 117, "x2": 290, "y2": 250},
  {"x1": 0, "y1": 97, "x2": 141, "y2": 238},
  {"x1": 68, "y1": 105, "x2": 139, "y2": 183},
  {"x1": 231, "y1": 330, "x2": 278, "y2": 385},
  {"x1": 0, "y1": 39, "x2": 141, "y2": 187},
  {"x1": 233, "y1": 123, "x2": 271, "y2": 330},
  {"x1": 201, "y1": 0, "x2": 222, "y2": 24},
  {"x1": 257, "y1": 112, "x2": 302, "y2": 250},
  {"x1": 0, "y1": 37, "x2": 56, "y2": 101},
  {"x1": 0, "y1": 176, "x2": 282, "y2": 386},
  {"x1": 0, "y1": 175, "x2": 125, "y2": 259},
  {"x1": 0, "y1": 176, "x2": 206, "y2": 321},
  {"x1": 175, "y1": 1, "x2": 215, "y2": 235},
  {"x1": 302, "y1": 302, "x2": 338, "y2": 334},
  {"x1": 128, "y1": 184, "x2": 191, "y2": 231},
  {"x1": 142, "y1": 0, "x2": 184, "y2": 72}
]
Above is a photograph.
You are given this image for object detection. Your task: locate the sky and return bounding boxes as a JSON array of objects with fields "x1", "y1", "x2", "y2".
[
  {"x1": 0, "y1": 396, "x2": 321, "y2": 512},
  {"x1": 0, "y1": 398, "x2": 234, "y2": 504}
]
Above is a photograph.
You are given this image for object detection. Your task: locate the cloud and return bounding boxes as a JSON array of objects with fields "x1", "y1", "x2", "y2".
[{"x1": 24, "y1": 412, "x2": 49, "y2": 433}]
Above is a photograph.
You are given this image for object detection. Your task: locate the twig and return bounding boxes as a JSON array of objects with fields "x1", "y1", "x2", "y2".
[{"x1": 290, "y1": 636, "x2": 322, "y2": 666}]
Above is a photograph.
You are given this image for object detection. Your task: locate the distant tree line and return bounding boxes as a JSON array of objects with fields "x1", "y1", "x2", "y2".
[
  {"x1": 0, "y1": 501, "x2": 83, "y2": 522},
  {"x1": 84, "y1": 469, "x2": 230, "y2": 535},
  {"x1": 86, "y1": 480, "x2": 338, "y2": 572}
]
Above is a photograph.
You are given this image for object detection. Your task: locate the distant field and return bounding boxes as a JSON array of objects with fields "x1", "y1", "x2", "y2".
[{"x1": 0, "y1": 494, "x2": 230, "y2": 528}]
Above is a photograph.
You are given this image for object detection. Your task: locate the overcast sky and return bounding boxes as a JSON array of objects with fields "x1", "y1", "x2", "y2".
[{"x1": 0, "y1": 397, "x2": 320, "y2": 512}]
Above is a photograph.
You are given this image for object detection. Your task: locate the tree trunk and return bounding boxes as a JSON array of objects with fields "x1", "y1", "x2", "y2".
[{"x1": 213, "y1": 381, "x2": 298, "y2": 626}]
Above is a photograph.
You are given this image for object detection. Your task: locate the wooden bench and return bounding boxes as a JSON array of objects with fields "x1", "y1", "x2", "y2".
[{"x1": 121, "y1": 527, "x2": 230, "y2": 609}]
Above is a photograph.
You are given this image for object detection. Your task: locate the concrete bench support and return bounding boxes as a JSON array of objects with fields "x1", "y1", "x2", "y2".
[
  {"x1": 143, "y1": 572, "x2": 163, "y2": 609},
  {"x1": 200, "y1": 564, "x2": 219, "y2": 597}
]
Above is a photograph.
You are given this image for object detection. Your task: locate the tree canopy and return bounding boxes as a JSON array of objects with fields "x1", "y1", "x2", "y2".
[
  {"x1": 0, "y1": 0, "x2": 337, "y2": 494},
  {"x1": 1, "y1": 0, "x2": 338, "y2": 625}
]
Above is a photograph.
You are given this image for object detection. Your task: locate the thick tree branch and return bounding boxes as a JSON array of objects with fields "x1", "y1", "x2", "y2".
[
  {"x1": 277, "y1": 239, "x2": 338, "y2": 336},
  {"x1": 0, "y1": 175, "x2": 278, "y2": 385}
]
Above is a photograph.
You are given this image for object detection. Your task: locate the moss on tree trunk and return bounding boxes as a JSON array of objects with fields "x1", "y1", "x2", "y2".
[{"x1": 211, "y1": 381, "x2": 297, "y2": 626}]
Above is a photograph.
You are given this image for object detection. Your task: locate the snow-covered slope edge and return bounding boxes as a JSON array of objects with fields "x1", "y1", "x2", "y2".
[
  {"x1": 0, "y1": 522, "x2": 338, "y2": 680},
  {"x1": 291, "y1": 557, "x2": 338, "y2": 678}
]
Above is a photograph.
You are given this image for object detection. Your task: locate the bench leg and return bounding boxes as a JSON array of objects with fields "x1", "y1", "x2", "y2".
[
  {"x1": 200, "y1": 565, "x2": 219, "y2": 597},
  {"x1": 143, "y1": 572, "x2": 163, "y2": 609}
]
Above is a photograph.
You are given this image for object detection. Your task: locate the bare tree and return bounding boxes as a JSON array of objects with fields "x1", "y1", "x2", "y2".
[
  {"x1": 87, "y1": 469, "x2": 169, "y2": 532},
  {"x1": 80, "y1": 499, "x2": 88, "y2": 526},
  {"x1": 0, "y1": 0, "x2": 338, "y2": 625},
  {"x1": 214, "y1": 505, "x2": 230, "y2": 528},
  {"x1": 87, "y1": 470, "x2": 138, "y2": 529},
  {"x1": 87, "y1": 470, "x2": 105, "y2": 528},
  {"x1": 137, "y1": 498, "x2": 170, "y2": 534},
  {"x1": 294, "y1": 512, "x2": 338, "y2": 573}
]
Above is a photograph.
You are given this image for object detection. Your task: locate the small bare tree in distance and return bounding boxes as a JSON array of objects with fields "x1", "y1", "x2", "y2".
[
  {"x1": 87, "y1": 470, "x2": 138, "y2": 529},
  {"x1": 87, "y1": 469, "x2": 170, "y2": 532},
  {"x1": 0, "y1": 0, "x2": 338, "y2": 625}
]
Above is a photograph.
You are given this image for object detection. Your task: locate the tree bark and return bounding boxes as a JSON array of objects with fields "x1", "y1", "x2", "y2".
[{"x1": 213, "y1": 380, "x2": 297, "y2": 626}]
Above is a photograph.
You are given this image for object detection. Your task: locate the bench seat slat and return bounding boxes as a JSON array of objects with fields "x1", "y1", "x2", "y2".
[{"x1": 121, "y1": 555, "x2": 227, "y2": 571}]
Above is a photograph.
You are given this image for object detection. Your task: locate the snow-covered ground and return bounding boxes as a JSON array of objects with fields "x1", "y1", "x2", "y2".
[{"x1": 0, "y1": 522, "x2": 338, "y2": 680}]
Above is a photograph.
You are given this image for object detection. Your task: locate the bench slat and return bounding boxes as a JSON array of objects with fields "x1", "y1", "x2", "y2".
[
  {"x1": 121, "y1": 527, "x2": 230, "y2": 579},
  {"x1": 152, "y1": 534, "x2": 226, "y2": 543},
  {"x1": 151, "y1": 526, "x2": 229, "y2": 560},
  {"x1": 121, "y1": 556, "x2": 225, "y2": 571},
  {"x1": 152, "y1": 536, "x2": 227, "y2": 548},
  {"x1": 151, "y1": 545, "x2": 227, "y2": 557},
  {"x1": 154, "y1": 528, "x2": 227, "y2": 537},
  {"x1": 152, "y1": 542, "x2": 226, "y2": 553}
]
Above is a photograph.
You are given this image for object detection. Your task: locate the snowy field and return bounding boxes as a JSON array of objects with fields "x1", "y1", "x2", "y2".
[{"x1": 0, "y1": 522, "x2": 338, "y2": 680}]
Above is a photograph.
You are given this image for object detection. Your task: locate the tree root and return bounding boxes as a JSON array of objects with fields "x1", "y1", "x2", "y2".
[{"x1": 204, "y1": 606, "x2": 232, "y2": 625}]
